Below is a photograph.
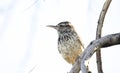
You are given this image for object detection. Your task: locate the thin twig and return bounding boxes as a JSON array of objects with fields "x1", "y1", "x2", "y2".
[
  {"x1": 96, "y1": 0, "x2": 112, "y2": 73},
  {"x1": 28, "y1": 65, "x2": 37, "y2": 73}
]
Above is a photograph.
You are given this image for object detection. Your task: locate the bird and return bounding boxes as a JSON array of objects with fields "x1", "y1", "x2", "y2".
[{"x1": 47, "y1": 21, "x2": 84, "y2": 64}]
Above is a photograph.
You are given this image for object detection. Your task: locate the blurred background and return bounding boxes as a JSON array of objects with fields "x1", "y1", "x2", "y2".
[{"x1": 0, "y1": 0, "x2": 120, "y2": 73}]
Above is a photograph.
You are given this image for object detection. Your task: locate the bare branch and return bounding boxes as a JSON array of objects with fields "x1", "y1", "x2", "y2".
[
  {"x1": 96, "y1": 0, "x2": 112, "y2": 73},
  {"x1": 97, "y1": 0, "x2": 112, "y2": 32},
  {"x1": 69, "y1": 33, "x2": 120, "y2": 73},
  {"x1": 81, "y1": 33, "x2": 120, "y2": 73}
]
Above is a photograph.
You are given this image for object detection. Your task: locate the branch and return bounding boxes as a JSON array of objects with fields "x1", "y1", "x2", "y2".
[
  {"x1": 69, "y1": 33, "x2": 120, "y2": 73},
  {"x1": 81, "y1": 33, "x2": 120, "y2": 73},
  {"x1": 96, "y1": 0, "x2": 112, "y2": 73},
  {"x1": 97, "y1": 0, "x2": 112, "y2": 28}
]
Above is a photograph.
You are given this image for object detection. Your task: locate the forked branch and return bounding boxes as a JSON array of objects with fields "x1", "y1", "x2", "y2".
[
  {"x1": 81, "y1": 33, "x2": 120, "y2": 73},
  {"x1": 69, "y1": 33, "x2": 120, "y2": 73}
]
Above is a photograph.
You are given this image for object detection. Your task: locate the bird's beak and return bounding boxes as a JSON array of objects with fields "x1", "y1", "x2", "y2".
[{"x1": 46, "y1": 25, "x2": 58, "y2": 30}]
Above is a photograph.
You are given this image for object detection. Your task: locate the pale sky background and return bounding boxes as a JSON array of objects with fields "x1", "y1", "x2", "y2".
[{"x1": 0, "y1": 0, "x2": 120, "y2": 73}]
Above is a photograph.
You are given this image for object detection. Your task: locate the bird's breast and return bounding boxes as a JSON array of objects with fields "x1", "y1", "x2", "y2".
[
  {"x1": 58, "y1": 38, "x2": 81, "y2": 53},
  {"x1": 58, "y1": 37, "x2": 83, "y2": 64}
]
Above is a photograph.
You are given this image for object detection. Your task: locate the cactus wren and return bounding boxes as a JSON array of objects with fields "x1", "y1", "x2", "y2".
[{"x1": 47, "y1": 21, "x2": 84, "y2": 64}]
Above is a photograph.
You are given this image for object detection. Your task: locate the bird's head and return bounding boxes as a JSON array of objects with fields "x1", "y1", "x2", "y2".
[{"x1": 47, "y1": 21, "x2": 74, "y2": 34}]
